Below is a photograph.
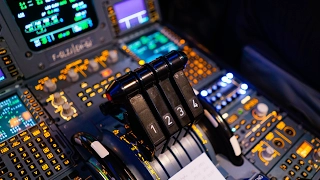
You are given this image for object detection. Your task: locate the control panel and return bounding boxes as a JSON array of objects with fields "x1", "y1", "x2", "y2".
[{"x1": 0, "y1": 0, "x2": 319, "y2": 179}]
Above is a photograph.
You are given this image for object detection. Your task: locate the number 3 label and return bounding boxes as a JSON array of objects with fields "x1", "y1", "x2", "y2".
[{"x1": 175, "y1": 105, "x2": 186, "y2": 118}]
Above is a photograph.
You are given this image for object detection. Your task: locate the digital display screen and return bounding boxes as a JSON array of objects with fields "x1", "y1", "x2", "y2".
[
  {"x1": 127, "y1": 31, "x2": 179, "y2": 63},
  {"x1": 0, "y1": 68, "x2": 6, "y2": 82},
  {"x1": 296, "y1": 141, "x2": 313, "y2": 158},
  {"x1": 0, "y1": 95, "x2": 37, "y2": 142},
  {"x1": 6, "y1": 0, "x2": 98, "y2": 51},
  {"x1": 114, "y1": 0, "x2": 149, "y2": 31}
]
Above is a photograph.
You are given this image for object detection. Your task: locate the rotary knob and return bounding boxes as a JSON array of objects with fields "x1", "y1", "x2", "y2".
[
  {"x1": 313, "y1": 148, "x2": 320, "y2": 162},
  {"x1": 108, "y1": 50, "x2": 118, "y2": 64},
  {"x1": 62, "y1": 102, "x2": 74, "y2": 117},
  {"x1": 255, "y1": 103, "x2": 269, "y2": 117},
  {"x1": 262, "y1": 146, "x2": 275, "y2": 161},
  {"x1": 88, "y1": 60, "x2": 99, "y2": 72},
  {"x1": 44, "y1": 79, "x2": 57, "y2": 92},
  {"x1": 53, "y1": 92, "x2": 65, "y2": 106},
  {"x1": 67, "y1": 68, "x2": 79, "y2": 82}
]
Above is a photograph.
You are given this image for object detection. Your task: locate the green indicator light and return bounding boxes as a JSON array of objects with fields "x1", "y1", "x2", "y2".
[
  {"x1": 69, "y1": 0, "x2": 76, "y2": 3},
  {"x1": 237, "y1": 108, "x2": 244, "y2": 115},
  {"x1": 60, "y1": 0, "x2": 67, "y2": 6},
  {"x1": 140, "y1": 36, "x2": 149, "y2": 45},
  {"x1": 148, "y1": 43, "x2": 156, "y2": 50},
  {"x1": 36, "y1": 0, "x2": 43, "y2": 5},
  {"x1": 58, "y1": 33, "x2": 63, "y2": 39},
  {"x1": 19, "y1": 2, "x2": 27, "y2": 10},
  {"x1": 41, "y1": 37, "x2": 48, "y2": 44},
  {"x1": 65, "y1": 31, "x2": 70, "y2": 36}
]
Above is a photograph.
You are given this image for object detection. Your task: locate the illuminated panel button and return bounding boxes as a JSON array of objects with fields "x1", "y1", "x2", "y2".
[
  {"x1": 54, "y1": 164, "x2": 62, "y2": 172},
  {"x1": 283, "y1": 176, "x2": 290, "y2": 180},
  {"x1": 52, "y1": 143, "x2": 58, "y2": 149},
  {"x1": 100, "y1": 80, "x2": 107, "y2": 86},
  {"x1": 298, "y1": 160, "x2": 305, "y2": 166},
  {"x1": 280, "y1": 164, "x2": 287, "y2": 171},
  {"x1": 4, "y1": 59, "x2": 12, "y2": 65},
  {"x1": 240, "y1": 119, "x2": 246, "y2": 125},
  {"x1": 39, "y1": 142, "x2": 46, "y2": 148},
  {"x1": 45, "y1": 170, "x2": 53, "y2": 177},
  {"x1": 8, "y1": 151, "x2": 16, "y2": 158},
  {"x1": 97, "y1": 88, "x2": 103, "y2": 94},
  {"x1": 293, "y1": 165, "x2": 300, "y2": 171},
  {"x1": 251, "y1": 119, "x2": 257, "y2": 125},
  {"x1": 80, "y1": 82, "x2": 88, "y2": 89},
  {"x1": 31, "y1": 128, "x2": 41, "y2": 137},
  {"x1": 22, "y1": 175, "x2": 31, "y2": 180},
  {"x1": 26, "y1": 142, "x2": 34, "y2": 148},
  {"x1": 9, "y1": 136, "x2": 18, "y2": 143},
  {"x1": 291, "y1": 153, "x2": 297, "y2": 159},
  {"x1": 15, "y1": 163, "x2": 23, "y2": 170},
  {"x1": 93, "y1": 84, "x2": 100, "y2": 89},
  {"x1": 38, "y1": 111, "x2": 44, "y2": 116},
  {"x1": 18, "y1": 147, "x2": 25, "y2": 153},
  {"x1": 85, "y1": 88, "x2": 92, "y2": 93},
  {"x1": 43, "y1": 132, "x2": 51, "y2": 138},
  {"x1": 29, "y1": 99, "x2": 35, "y2": 103},
  {"x1": 63, "y1": 159, "x2": 70, "y2": 165},
  {"x1": 288, "y1": 170, "x2": 295, "y2": 177},
  {"x1": 38, "y1": 158, "x2": 45, "y2": 165},
  {"x1": 8, "y1": 172, "x2": 14, "y2": 177},
  {"x1": 2, "y1": 55, "x2": 10, "y2": 61},
  {"x1": 28, "y1": 164, "x2": 36, "y2": 171},
  {"x1": 41, "y1": 163, "x2": 49, "y2": 171},
  {"x1": 81, "y1": 96, "x2": 88, "y2": 101},
  {"x1": 24, "y1": 158, "x2": 32, "y2": 165},
  {"x1": 77, "y1": 92, "x2": 84, "y2": 97},
  {"x1": 1, "y1": 146, "x2": 10, "y2": 154},
  {"x1": 19, "y1": 169, "x2": 27, "y2": 176},
  {"x1": 306, "y1": 165, "x2": 313, "y2": 172},
  {"x1": 55, "y1": 148, "x2": 62, "y2": 154},
  {"x1": 10, "y1": 70, "x2": 19, "y2": 77},
  {"x1": 301, "y1": 171, "x2": 308, "y2": 178},
  {"x1": 256, "y1": 132, "x2": 261, "y2": 137},
  {"x1": 21, "y1": 152, "x2": 29, "y2": 159},
  {"x1": 0, "y1": 168, "x2": 8, "y2": 175},
  {"x1": 59, "y1": 153, "x2": 66, "y2": 160},
  {"x1": 86, "y1": 101, "x2": 93, "y2": 107},
  {"x1": 34, "y1": 153, "x2": 41, "y2": 159},
  {"x1": 46, "y1": 152, "x2": 54, "y2": 160},
  {"x1": 0, "y1": 49, "x2": 7, "y2": 55},
  {"x1": 0, "y1": 142, "x2": 7, "y2": 148},
  {"x1": 50, "y1": 159, "x2": 58, "y2": 165},
  {"x1": 11, "y1": 157, "x2": 20, "y2": 164},
  {"x1": 32, "y1": 103, "x2": 39, "y2": 107},
  {"x1": 245, "y1": 124, "x2": 251, "y2": 130},
  {"x1": 32, "y1": 170, "x2": 40, "y2": 177},
  {"x1": 89, "y1": 92, "x2": 96, "y2": 97},
  {"x1": 7, "y1": 65, "x2": 16, "y2": 71},
  {"x1": 42, "y1": 147, "x2": 50, "y2": 154},
  {"x1": 286, "y1": 158, "x2": 292, "y2": 165},
  {"x1": 35, "y1": 137, "x2": 43, "y2": 143}
]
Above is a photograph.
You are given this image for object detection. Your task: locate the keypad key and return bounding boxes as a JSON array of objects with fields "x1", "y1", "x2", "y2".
[
  {"x1": 288, "y1": 170, "x2": 295, "y2": 177},
  {"x1": 45, "y1": 170, "x2": 53, "y2": 177},
  {"x1": 306, "y1": 165, "x2": 313, "y2": 172},
  {"x1": 32, "y1": 170, "x2": 40, "y2": 177},
  {"x1": 42, "y1": 147, "x2": 50, "y2": 154},
  {"x1": 24, "y1": 157, "x2": 33, "y2": 164},
  {"x1": 41, "y1": 163, "x2": 50, "y2": 171},
  {"x1": 39, "y1": 142, "x2": 46, "y2": 148},
  {"x1": 23, "y1": 175, "x2": 31, "y2": 180},
  {"x1": 31, "y1": 127, "x2": 41, "y2": 137},
  {"x1": 283, "y1": 176, "x2": 290, "y2": 180},
  {"x1": 7, "y1": 172, "x2": 14, "y2": 177},
  {"x1": 21, "y1": 152, "x2": 29, "y2": 159},
  {"x1": 19, "y1": 169, "x2": 27, "y2": 176},
  {"x1": 51, "y1": 159, "x2": 58, "y2": 165},
  {"x1": 298, "y1": 160, "x2": 305, "y2": 166},
  {"x1": 8, "y1": 151, "x2": 16, "y2": 158},
  {"x1": 46, "y1": 152, "x2": 54, "y2": 160},
  {"x1": 30, "y1": 147, "x2": 38, "y2": 154},
  {"x1": 15, "y1": 163, "x2": 23, "y2": 170},
  {"x1": 37, "y1": 158, "x2": 45, "y2": 165},
  {"x1": 17, "y1": 147, "x2": 25, "y2": 153},
  {"x1": 55, "y1": 148, "x2": 62, "y2": 154},
  {"x1": 54, "y1": 164, "x2": 62, "y2": 172},
  {"x1": 34, "y1": 152, "x2": 41, "y2": 159},
  {"x1": 48, "y1": 137, "x2": 55, "y2": 144},
  {"x1": 11, "y1": 157, "x2": 20, "y2": 164},
  {"x1": 26, "y1": 142, "x2": 34, "y2": 148},
  {"x1": 63, "y1": 159, "x2": 70, "y2": 165},
  {"x1": 290, "y1": 153, "x2": 297, "y2": 159},
  {"x1": 286, "y1": 158, "x2": 292, "y2": 165},
  {"x1": 0, "y1": 168, "x2": 8, "y2": 175},
  {"x1": 35, "y1": 137, "x2": 43, "y2": 143},
  {"x1": 28, "y1": 163, "x2": 36, "y2": 171},
  {"x1": 43, "y1": 132, "x2": 51, "y2": 138},
  {"x1": 59, "y1": 153, "x2": 66, "y2": 160},
  {"x1": 301, "y1": 171, "x2": 308, "y2": 177},
  {"x1": 0, "y1": 146, "x2": 10, "y2": 154},
  {"x1": 293, "y1": 165, "x2": 300, "y2": 171},
  {"x1": 52, "y1": 143, "x2": 58, "y2": 149},
  {"x1": 35, "y1": 176, "x2": 45, "y2": 180}
]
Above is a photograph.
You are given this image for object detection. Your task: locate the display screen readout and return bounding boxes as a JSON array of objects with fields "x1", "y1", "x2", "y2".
[
  {"x1": 114, "y1": 0, "x2": 149, "y2": 31},
  {"x1": 127, "y1": 31, "x2": 179, "y2": 63},
  {"x1": 0, "y1": 95, "x2": 37, "y2": 142},
  {"x1": 296, "y1": 141, "x2": 313, "y2": 158},
  {"x1": 6, "y1": 0, "x2": 98, "y2": 51},
  {"x1": 0, "y1": 68, "x2": 6, "y2": 82}
]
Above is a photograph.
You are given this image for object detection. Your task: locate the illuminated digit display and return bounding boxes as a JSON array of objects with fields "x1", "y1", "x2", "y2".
[{"x1": 6, "y1": 0, "x2": 98, "y2": 51}]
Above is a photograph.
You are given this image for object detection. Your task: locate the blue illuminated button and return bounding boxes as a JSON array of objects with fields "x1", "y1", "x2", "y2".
[
  {"x1": 216, "y1": 105, "x2": 222, "y2": 110},
  {"x1": 212, "y1": 85, "x2": 218, "y2": 91},
  {"x1": 200, "y1": 90, "x2": 208, "y2": 97},
  {"x1": 241, "y1": 83, "x2": 248, "y2": 90},
  {"x1": 227, "y1": 97, "x2": 232, "y2": 102},
  {"x1": 221, "y1": 101, "x2": 227, "y2": 106},
  {"x1": 226, "y1": 73, "x2": 234, "y2": 79},
  {"x1": 216, "y1": 93, "x2": 222, "y2": 98},
  {"x1": 210, "y1": 96, "x2": 217, "y2": 102}
]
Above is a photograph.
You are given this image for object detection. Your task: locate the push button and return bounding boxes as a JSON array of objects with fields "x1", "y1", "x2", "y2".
[
  {"x1": 24, "y1": 157, "x2": 33, "y2": 164},
  {"x1": 45, "y1": 170, "x2": 53, "y2": 177},
  {"x1": 32, "y1": 169, "x2": 40, "y2": 177},
  {"x1": 11, "y1": 157, "x2": 20, "y2": 164},
  {"x1": 7, "y1": 171, "x2": 14, "y2": 177},
  {"x1": 286, "y1": 158, "x2": 292, "y2": 165},
  {"x1": 0, "y1": 48, "x2": 7, "y2": 55},
  {"x1": 306, "y1": 165, "x2": 312, "y2": 172},
  {"x1": 288, "y1": 170, "x2": 295, "y2": 177},
  {"x1": 2, "y1": 55, "x2": 10, "y2": 61},
  {"x1": 19, "y1": 169, "x2": 27, "y2": 176},
  {"x1": 301, "y1": 171, "x2": 308, "y2": 177}
]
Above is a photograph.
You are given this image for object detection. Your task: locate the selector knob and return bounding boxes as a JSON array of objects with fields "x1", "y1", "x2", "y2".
[
  {"x1": 53, "y1": 92, "x2": 65, "y2": 106},
  {"x1": 255, "y1": 103, "x2": 269, "y2": 117},
  {"x1": 67, "y1": 68, "x2": 79, "y2": 82},
  {"x1": 108, "y1": 50, "x2": 118, "y2": 63},
  {"x1": 262, "y1": 146, "x2": 275, "y2": 161},
  {"x1": 313, "y1": 148, "x2": 320, "y2": 162},
  {"x1": 44, "y1": 79, "x2": 57, "y2": 92},
  {"x1": 62, "y1": 102, "x2": 74, "y2": 117},
  {"x1": 88, "y1": 60, "x2": 99, "y2": 72}
]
